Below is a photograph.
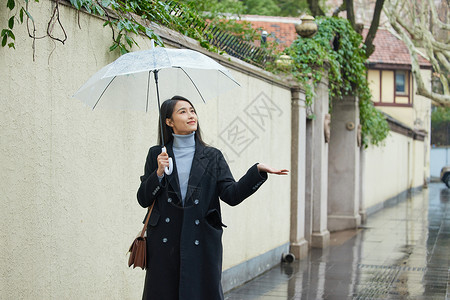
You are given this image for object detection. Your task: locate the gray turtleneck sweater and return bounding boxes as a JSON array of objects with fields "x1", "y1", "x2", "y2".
[{"x1": 172, "y1": 132, "x2": 196, "y2": 204}]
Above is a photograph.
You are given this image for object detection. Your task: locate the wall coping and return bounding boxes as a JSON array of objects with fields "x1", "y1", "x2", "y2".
[
  {"x1": 384, "y1": 113, "x2": 427, "y2": 141},
  {"x1": 59, "y1": 0, "x2": 294, "y2": 90}
]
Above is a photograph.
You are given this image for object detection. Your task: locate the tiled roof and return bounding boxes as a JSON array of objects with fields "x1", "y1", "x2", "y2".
[
  {"x1": 363, "y1": 28, "x2": 431, "y2": 67},
  {"x1": 238, "y1": 15, "x2": 299, "y2": 49},
  {"x1": 238, "y1": 15, "x2": 431, "y2": 68}
]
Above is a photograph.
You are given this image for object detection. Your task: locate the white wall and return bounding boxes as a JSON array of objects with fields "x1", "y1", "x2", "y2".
[
  {"x1": 363, "y1": 131, "x2": 425, "y2": 210},
  {"x1": 0, "y1": 1, "x2": 291, "y2": 299},
  {"x1": 430, "y1": 147, "x2": 450, "y2": 178}
]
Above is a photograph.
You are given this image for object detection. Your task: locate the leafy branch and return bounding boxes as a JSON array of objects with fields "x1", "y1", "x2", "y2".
[
  {"x1": 2, "y1": 0, "x2": 212, "y2": 55},
  {"x1": 285, "y1": 17, "x2": 389, "y2": 147},
  {"x1": 2, "y1": 0, "x2": 38, "y2": 49},
  {"x1": 4, "y1": 0, "x2": 70, "y2": 59}
]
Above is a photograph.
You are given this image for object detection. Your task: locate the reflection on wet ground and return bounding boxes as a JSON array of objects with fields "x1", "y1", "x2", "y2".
[{"x1": 225, "y1": 183, "x2": 449, "y2": 299}]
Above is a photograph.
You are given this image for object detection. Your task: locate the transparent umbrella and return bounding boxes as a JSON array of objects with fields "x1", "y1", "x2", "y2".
[{"x1": 73, "y1": 44, "x2": 240, "y2": 174}]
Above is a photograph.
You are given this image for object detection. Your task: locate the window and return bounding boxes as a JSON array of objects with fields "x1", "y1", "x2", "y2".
[
  {"x1": 395, "y1": 71, "x2": 407, "y2": 94},
  {"x1": 369, "y1": 69, "x2": 412, "y2": 107}
]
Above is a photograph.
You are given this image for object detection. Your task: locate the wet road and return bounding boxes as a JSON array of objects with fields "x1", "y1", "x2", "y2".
[{"x1": 225, "y1": 183, "x2": 450, "y2": 299}]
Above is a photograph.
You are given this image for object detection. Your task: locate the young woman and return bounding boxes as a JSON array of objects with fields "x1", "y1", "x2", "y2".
[{"x1": 137, "y1": 95, "x2": 288, "y2": 300}]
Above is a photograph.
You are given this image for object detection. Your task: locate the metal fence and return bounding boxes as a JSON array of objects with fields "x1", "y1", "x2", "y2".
[
  {"x1": 167, "y1": 1, "x2": 273, "y2": 69},
  {"x1": 205, "y1": 25, "x2": 274, "y2": 69}
]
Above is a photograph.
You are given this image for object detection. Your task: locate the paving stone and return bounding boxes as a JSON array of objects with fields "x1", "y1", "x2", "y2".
[{"x1": 225, "y1": 183, "x2": 450, "y2": 300}]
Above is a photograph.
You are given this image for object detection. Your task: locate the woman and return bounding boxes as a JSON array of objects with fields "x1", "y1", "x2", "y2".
[{"x1": 137, "y1": 95, "x2": 288, "y2": 300}]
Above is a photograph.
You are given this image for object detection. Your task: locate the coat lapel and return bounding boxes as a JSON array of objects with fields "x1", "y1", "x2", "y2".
[{"x1": 185, "y1": 140, "x2": 209, "y2": 201}]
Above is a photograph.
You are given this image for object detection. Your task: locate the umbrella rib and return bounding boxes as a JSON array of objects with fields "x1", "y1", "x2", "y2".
[
  {"x1": 93, "y1": 76, "x2": 117, "y2": 110},
  {"x1": 179, "y1": 67, "x2": 206, "y2": 103},
  {"x1": 219, "y1": 70, "x2": 241, "y2": 87}
]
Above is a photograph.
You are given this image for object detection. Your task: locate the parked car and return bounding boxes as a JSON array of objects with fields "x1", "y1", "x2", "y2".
[{"x1": 441, "y1": 166, "x2": 450, "y2": 188}]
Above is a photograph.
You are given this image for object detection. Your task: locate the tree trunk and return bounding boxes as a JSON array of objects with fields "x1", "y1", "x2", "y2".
[
  {"x1": 345, "y1": 0, "x2": 356, "y2": 29},
  {"x1": 363, "y1": 0, "x2": 385, "y2": 57},
  {"x1": 307, "y1": 0, "x2": 325, "y2": 16}
]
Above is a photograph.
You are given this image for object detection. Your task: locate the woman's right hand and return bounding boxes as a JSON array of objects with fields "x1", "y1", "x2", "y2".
[{"x1": 157, "y1": 151, "x2": 170, "y2": 177}]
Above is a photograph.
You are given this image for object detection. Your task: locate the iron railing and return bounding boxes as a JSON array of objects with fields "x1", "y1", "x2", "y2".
[
  {"x1": 166, "y1": 1, "x2": 274, "y2": 69},
  {"x1": 205, "y1": 25, "x2": 274, "y2": 69}
]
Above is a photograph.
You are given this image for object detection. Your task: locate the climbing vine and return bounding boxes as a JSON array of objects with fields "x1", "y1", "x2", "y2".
[
  {"x1": 2, "y1": 0, "x2": 213, "y2": 57},
  {"x1": 284, "y1": 17, "x2": 390, "y2": 147},
  {"x1": 2, "y1": 2, "x2": 387, "y2": 146}
]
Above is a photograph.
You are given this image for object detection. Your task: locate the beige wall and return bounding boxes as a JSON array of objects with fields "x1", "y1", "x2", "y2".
[
  {"x1": 211, "y1": 72, "x2": 292, "y2": 269},
  {"x1": 381, "y1": 70, "x2": 395, "y2": 103},
  {"x1": 366, "y1": 67, "x2": 431, "y2": 187},
  {"x1": 368, "y1": 70, "x2": 380, "y2": 102},
  {"x1": 0, "y1": 2, "x2": 291, "y2": 299},
  {"x1": 412, "y1": 139, "x2": 426, "y2": 187},
  {"x1": 363, "y1": 131, "x2": 425, "y2": 210}
]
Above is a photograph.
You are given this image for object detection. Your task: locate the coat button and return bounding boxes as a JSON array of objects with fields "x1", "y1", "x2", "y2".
[
  {"x1": 168, "y1": 198, "x2": 172, "y2": 203},
  {"x1": 194, "y1": 199, "x2": 199, "y2": 205},
  {"x1": 165, "y1": 218, "x2": 170, "y2": 223},
  {"x1": 163, "y1": 238, "x2": 168, "y2": 243},
  {"x1": 195, "y1": 219, "x2": 200, "y2": 225},
  {"x1": 194, "y1": 240, "x2": 199, "y2": 245}
]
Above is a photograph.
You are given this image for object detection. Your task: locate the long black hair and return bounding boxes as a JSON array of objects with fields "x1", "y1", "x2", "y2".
[{"x1": 158, "y1": 95, "x2": 206, "y2": 146}]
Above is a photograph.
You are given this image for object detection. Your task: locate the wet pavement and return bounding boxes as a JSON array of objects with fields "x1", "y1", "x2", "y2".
[{"x1": 225, "y1": 183, "x2": 450, "y2": 299}]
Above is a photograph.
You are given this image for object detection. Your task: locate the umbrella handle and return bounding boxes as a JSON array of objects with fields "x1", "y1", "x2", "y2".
[{"x1": 162, "y1": 147, "x2": 173, "y2": 175}]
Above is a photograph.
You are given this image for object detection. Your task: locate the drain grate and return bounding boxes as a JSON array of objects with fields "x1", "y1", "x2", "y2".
[
  {"x1": 357, "y1": 264, "x2": 427, "y2": 272},
  {"x1": 353, "y1": 264, "x2": 427, "y2": 299}
]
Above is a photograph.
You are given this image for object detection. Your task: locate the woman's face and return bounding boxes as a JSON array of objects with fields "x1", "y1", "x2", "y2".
[{"x1": 166, "y1": 100, "x2": 198, "y2": 135}]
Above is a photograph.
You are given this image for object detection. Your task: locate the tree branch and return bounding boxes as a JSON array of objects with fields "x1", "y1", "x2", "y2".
[
  {"x1": 386, "y1": 16, "x2": 450, "y2": 106},
  {"x1": 435, "y1": 51, "x2": 450, "y2": 95},
  {"x1": 391, "y1": 0, "x2": 450, "y2": 52},
  {"x1": 363, "y1": 0, "x2": 385, "y2": 57},
  {"x1": 332, "y1": 1, "x2": 346, "y2": 17},
  {"x1": 345, "y1": 0, "x2": 356, "y2": 29},
  {"x1": 428, "y1": 0, "x2": 450, "y2": 31},
  {"x1": 307, "y1": 0, "x2": 325, "y2": 16},
  {"x1": 431, "y1": 38, "x2": 450, "y2": 51}
]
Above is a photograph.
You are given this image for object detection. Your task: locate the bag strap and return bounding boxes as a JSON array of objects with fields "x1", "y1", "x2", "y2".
[{"x1": 140, "y1": 201, "x2": 155, "y2": 238}]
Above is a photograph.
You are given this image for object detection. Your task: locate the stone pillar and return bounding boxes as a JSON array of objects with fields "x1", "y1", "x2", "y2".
[
  {"x1": 327, "y1": 95, "x2": 361, "y2": 231},
  {"x1": 304, "y1": 118, "x2": 313, "y2": 244},
  {"x1": 289, "y1": 86, "x2": 308, "y2": 259},
  {"x1": 359, "y1": 147, "x2": 367, "y2": 224},
  {"x1": 310, "y1": 78, "x2": 330, "y2": 248}
]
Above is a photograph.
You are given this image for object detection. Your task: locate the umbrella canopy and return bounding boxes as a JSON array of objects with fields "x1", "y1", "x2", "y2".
[
  {"x1": 73, "y1": 46, "x2": 240, "y2": 175},
  {"x1": 73, "y1": 47, "x2": 240, "y2": 111}
]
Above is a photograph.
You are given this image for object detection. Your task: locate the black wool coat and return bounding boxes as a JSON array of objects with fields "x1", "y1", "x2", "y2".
[{"x1": 137, "y1": 137, "x2": 267, "y2": 300}]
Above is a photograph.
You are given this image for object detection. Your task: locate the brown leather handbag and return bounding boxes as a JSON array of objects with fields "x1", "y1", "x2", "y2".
[{"x1": 128, "y1": 202, "x2": 155, "y2": 270}]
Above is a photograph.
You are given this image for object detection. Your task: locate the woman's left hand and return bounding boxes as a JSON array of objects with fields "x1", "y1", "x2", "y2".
[{"x1": 257, "y1": 163, "x2": 289, "y2": 175}]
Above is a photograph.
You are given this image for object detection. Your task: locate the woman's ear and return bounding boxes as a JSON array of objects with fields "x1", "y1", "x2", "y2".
[{"x1": 166, "y1": 118, "x2": 173, "y2": 128}]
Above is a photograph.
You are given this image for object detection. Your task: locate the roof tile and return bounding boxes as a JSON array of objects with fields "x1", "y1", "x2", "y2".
[{"x1": 239, "y1": 15, "x2": 430, "y2": 67}]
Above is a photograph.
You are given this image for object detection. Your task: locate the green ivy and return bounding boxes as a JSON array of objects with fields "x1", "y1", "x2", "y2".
[
  {"x1": 2, "y1": 0, "x2": 37, "y2": 49},
  {"x1": 2, "y1": 0, "x2": 213, "y2": 54},
  {"x1": 284, "y1": 17, "x2": 389, "y2": 147},
  {"x1": 2, "y1": 2, "x2": 387, "y2": 147}
]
